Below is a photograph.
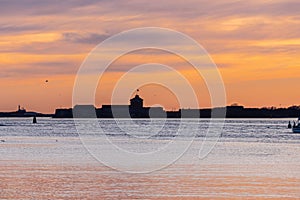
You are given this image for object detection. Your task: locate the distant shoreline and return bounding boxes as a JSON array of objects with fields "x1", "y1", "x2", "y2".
[
  {"x1": 1, "y1": 96, "x2": 299, "y2": 119},
  {"x1": 53, "y1": 105, "x2": 300, "y2": 118},
  {"x1": 2, "y1": 105, "x2": 299, "y2": 119}
]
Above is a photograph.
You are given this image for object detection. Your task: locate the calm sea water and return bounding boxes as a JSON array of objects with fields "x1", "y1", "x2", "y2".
[{"x1": 0, "y1": 118, "x2": 299, "y2": 199}]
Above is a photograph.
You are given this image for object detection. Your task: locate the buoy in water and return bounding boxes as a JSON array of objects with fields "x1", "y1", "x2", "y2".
[
  {"x1": 33, "y1": 116, "x2": 37, "y2": 124},
  {"x1": 288, "y1": 121, "x2": 292, "y2": 129}
]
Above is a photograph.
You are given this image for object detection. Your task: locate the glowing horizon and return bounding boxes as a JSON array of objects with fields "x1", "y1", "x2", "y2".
[{"x1": 0, "y1": 0, "x2": 299, "y2": 113}]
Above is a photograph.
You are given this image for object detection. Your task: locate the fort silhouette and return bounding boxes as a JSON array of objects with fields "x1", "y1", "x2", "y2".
[
  {"x1": 54, "y1": 94, "x2": 300, "y2": 118},
  {"x1": 0, "y1": 95, "x2": 299, "y2": 118}
]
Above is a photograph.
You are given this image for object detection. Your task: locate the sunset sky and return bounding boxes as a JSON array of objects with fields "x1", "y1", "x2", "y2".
[{"x1": 0, "y1": 0, "x2": 299, "y2": 113}]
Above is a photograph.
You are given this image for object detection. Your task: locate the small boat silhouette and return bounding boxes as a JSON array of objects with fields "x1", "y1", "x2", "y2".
[{"x1": 292, "y1": 117, "x2": 300, "y2": 133}]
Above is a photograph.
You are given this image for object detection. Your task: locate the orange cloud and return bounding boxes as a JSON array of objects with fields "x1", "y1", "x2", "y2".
[{"x1": 0, "y1": 0, "x2": 299, "y2": 112}]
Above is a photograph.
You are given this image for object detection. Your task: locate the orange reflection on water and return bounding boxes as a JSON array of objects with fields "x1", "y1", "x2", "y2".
[{"x1": 0, "y1": 162, "x2": 299, "y2": 199}]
